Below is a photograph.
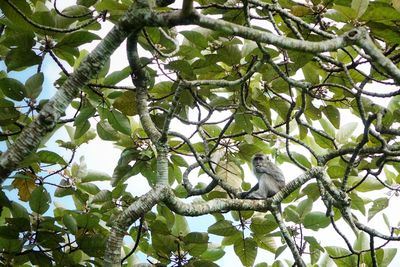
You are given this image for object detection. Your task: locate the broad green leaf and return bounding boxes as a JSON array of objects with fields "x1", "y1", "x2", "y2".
[
  {"x1": 350, "y1": 175, "x2": 385, "y2": 192},
  {"x1": 104, "y1": 66, "x2": 131, "y2": 85},
  {"x1": 354, "y1": 231, "x2": 369, "y2": 251},
  {"x1": 96, "y1": 120, "x2": 119, "y2": 141},
  {"x1": 0, "y1": 78, "x2": 26, "y2": 101},
  {"x1": 336, "y1": 122, "x2": 358, "y2": 144},
  {"x1": 74, "y1": 120, "x2": 90, "y2": 140},
  {"x1": 303, "y1": 211, "x2": 330, "y2": 230},
  {"x1": 77, "y1": 182, "x2": 100, "y2": 195},
  {"x1": 108, "y1": 110, "x2": 131, "y2": 135},
  {"x1": 311, "y1": 131, "x2": 335, "y2": 149},
  {"x1": 333, "y1": 4, "x2": 357, "y2": 20},
  {"x1": 208, "y1": 220, "x2": 239, "y2": 236},
  {"x1": 304, "y1": 236, "x2": 324, "y2": 252},
  {"x1": 350, "y1": 192, "x2": 366, "y2": 215},
  {"x1": 351, "y1": 0, "x2": 370, "y2": 18},
  {"x1": 253, "y1": 235, "x2": 277, "y2": 254},
  {"x1": 380, "y1": 248, "x2": 397, "y2": 267},
  {"x1": 181, "y1": 30, "x2": 209, "y2": 49},
  {"x1": 171, "y1": 215, "x2": 190, "y2": 236},
  {"x1": 322, "y1": 105, "x2": 340, "y2": 129},
  {"x1": 234, "y1": 237, "x2": 257, "y2": 267},
  {"x1": 37, "y1": 150, "x2": 67, "y2": 165},
  {"x1": 77, "y1": 234, "x2": 106, "y2": 257},
  {"x1": 199, "y1": 244, "x2": 225, "y2": 261},
  {"x1": 5, "y1": 48, "x2": 41, "y2": 71},
  {"x1": 368, "y1": 197, "x2": 388, "y2": 221},
  {"x1": 55, "y1": 31, "x2": 101, "y2": 48},
  {"x1": 297, "y1": 198, "x2": 313, "y2": 220},
  {"x1": 152, "y1": 234, "x2": 177, "y2": 256},
  {"x1": 29, "y1": 186, "x2": 51, "y2": 214},
  {"x1": 320, "y1": 117, "x2": 336, "y2": 138},
  {"x1": 0, "y1": 238, "x2": 23, "y2": 253},
  {"x1": 325, "y1": 246, "x2": 357, "y2": 266},
  {"x1": 91, "y1": 190, "x2": 112, "y2": 204},
  {"x1": 75, "y1": 213, "x2": 100, "y2": 229},
  {"x1": 292, "y1": 152, "x2": 311, "y2": 169},
  {"x1": 284, "y1": 205, "x2": 301, "y2": 223},
  {"x1": 113, "y1": 91, "x2": 137, "y2": 116},
  {"x1": 63, "y1": 214, "x2": 78, "y2": 234},
  {"x1": 81, "y1": 170, "x2": 111, "y2": 183},
  {"x1": 74, "y1": 106, "x2": 96, "y2": 127},
  {"x1": 0, "y1": 99, "x2": 20, "y2": 125},
  {"x1": 25, "y1": 72, "x2": 43, "y2": 99},
  {"x1": 250, "y1": 215, "x2": 278, "y2": 234},
  {"x1": 170, "y1": 155, "x2": 188, "y2": 167}
]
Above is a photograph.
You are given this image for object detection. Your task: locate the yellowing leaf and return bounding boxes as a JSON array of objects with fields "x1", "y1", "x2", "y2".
[{"x1": 12, "y1": 173, "x2": 37, "y2": 201}]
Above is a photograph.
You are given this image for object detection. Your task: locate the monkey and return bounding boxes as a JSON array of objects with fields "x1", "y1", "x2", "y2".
[{"x1": 240, "y1": 153, "x2": 285, "y2": 199}]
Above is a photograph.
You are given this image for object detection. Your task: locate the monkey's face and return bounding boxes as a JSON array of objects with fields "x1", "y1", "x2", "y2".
[{"x1": 252, "y1": 154, "x2": 267, "y2": 168}]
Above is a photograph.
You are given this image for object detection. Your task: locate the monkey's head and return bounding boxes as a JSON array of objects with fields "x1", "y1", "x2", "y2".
[{"x1": 252, "y1": 153, "x2": 270, "y2": 167}]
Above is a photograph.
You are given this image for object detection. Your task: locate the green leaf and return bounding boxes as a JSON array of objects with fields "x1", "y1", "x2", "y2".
[
  {"x1": 75, "y1": 213, "x2": 100, "y2": 229},
  {"x1": 284, "y1": 205, "x2": 301, "y2": 223},
  {"x1": 96, "y1": 120, "x2": 119, "y2": 141},
  {"x1": 234, "y1": 237, "x2": 257, "y2": 267},
  {"x1": 74, "y1": 106, "x2": 96, "y2": 127},
  {"x1": 37, "y1": 150, "x2": 67, "y2": 165},
  {"x1": 297, "y1": 198, "x2": 313, "y2": 220},
  {"x1": 332, "y1": 4, "x2": 357, "y2": 20},
  {"x1": 5, "y1": 48, "x2": 41, "y2": 71},
  {"x1": 181, "y1": 30, "x2": 209, "y2": 49},
  {"x1": 170, "y1": 155, "x2": 188, "y2": 167},
  {"x1": 0, "y1": 99, "x2": 20, "y2": 125},
  {"x1": 199, "y1": 244, "x2": 226, "y2": 261},
  {"x1": 350, "y1": 175, "x2": 385, "y2": 192},
  {"x1": 63, "y1": 214, "x2": 78, "y2": 234},
  {"x1": 104, "y1": 66, "x2": 131, "y2": 85},
  {"x1": 108, "y1": 110, "x2": 131, "y2": 135},
  {"x1": 55, "y1": 31, "x2": 101, "y2": 48},
  {"x1": 25, "y1": 72, "x2": 43, "y2": 99},
  {"x1": 336, "y1": 122, "x2": 358, "y2": 144},
  {"x1": 74, "y1": 120, "x2": 90, "y2": 140},
  {"x1": 208, "y1": 220, "x2": 239, "y2": 236},
  {"x1": 234, "y1": 113, "x2": 253, "y2": 134},
  {"x1": 304, "y1": 236, "x2": 324, "y2": 252},
  {"x1": 322, "y1": 105, "x2": 340, "y2": 129},
  {"x1": 250, "y1": 215, "x2": 278, "y2": 234},
  {"x1": 29, "y1": 186, "x2": 51, "y2": 214},
  {"x1": 77, "y1": 234, "x2": 106, "y2": 257},
  {"x1": 368, "y1": 197, "x2": 388, "y2": 221},
  {"x1": 81, "y1": 170, "x2": 111, "y2": 183},
  {"x1": 325, "y1": 246, "x2": 357, "y2": 266},
  {"x1": 77, "y1": 182, "x2": 100, "y2": 195},
  {"x1": 292, "y1": 152, "x2": 311, "y2": 169},
  {"x1": 311, "y1": 131, "x2": 334, "y2": 149},
  {"x1": 303, "y1": 211, "x2": 330, "y2": 230},
  {"x1": 0, "y1": 78, "x2": 26, "y2": 101},
  {"x1": 91, "y1": 190, "x2": 112, "y2": 204},
  {"x1": 172, "y1": 214, "x2": 190, "y2": 236},
  {"x1": 152, "y1": 234, "x2": 177, "y2": 258},
  {"x1": 184, "y1": 232, "x2": 209, "y2": 244},
  {"x1": 351, "y1": 0, "x2": 370, "y2": 18},
  {"x1": 113, "y1": 91, "x2": 137, "y2": 116}
]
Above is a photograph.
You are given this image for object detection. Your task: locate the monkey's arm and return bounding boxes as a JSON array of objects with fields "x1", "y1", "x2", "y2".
[{"x1": 240, "y1": 184, "x2": 259, "y2": 199}]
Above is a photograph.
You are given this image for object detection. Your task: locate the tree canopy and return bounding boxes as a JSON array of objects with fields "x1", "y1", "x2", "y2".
[{"x1": 0, "y1": 0, "x2": 400, "y2": 266}]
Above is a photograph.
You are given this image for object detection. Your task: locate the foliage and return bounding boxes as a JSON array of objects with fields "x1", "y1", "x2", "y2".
[{"x1": 0, "y1": 0, "x2": 400, "y2": 266}]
